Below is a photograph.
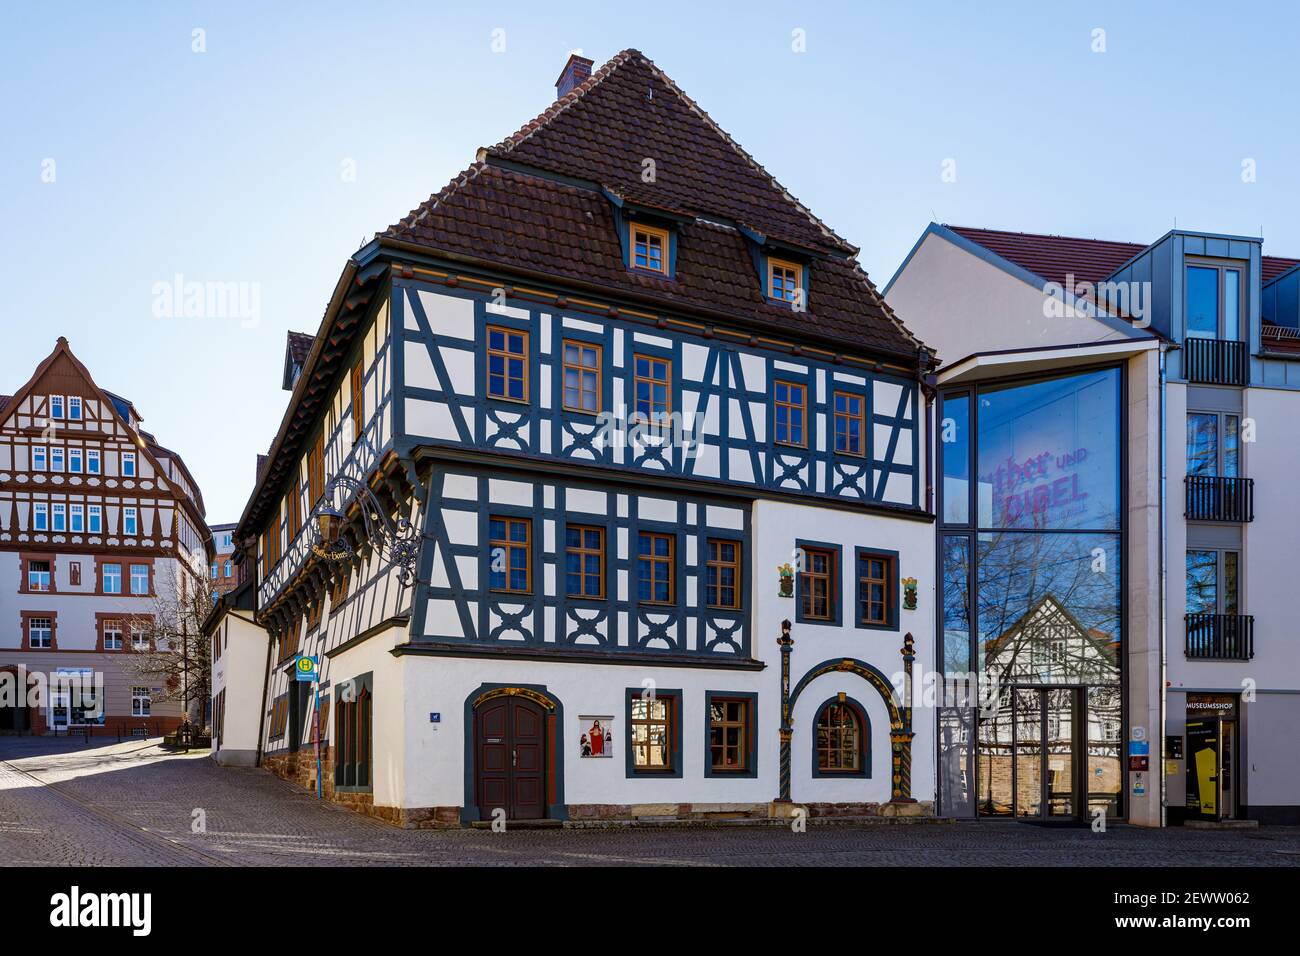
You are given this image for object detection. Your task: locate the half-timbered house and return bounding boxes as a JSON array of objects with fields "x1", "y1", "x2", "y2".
[
  {"x1": 215, "y1": 50, "x2": 937, "y2": 825},
  {"x1": 0, "y1": 338, "x2": 212, "y2": 734}
]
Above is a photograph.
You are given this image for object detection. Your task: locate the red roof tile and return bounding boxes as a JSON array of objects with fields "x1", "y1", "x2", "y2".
[{"x1": 1263, "y1": 256, "x2": 1300, "y2": 283}]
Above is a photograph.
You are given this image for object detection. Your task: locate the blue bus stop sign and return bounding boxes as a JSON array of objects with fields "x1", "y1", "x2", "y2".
[{"x1": 294, "y1": 655, "x2": 319, "y2": 682}]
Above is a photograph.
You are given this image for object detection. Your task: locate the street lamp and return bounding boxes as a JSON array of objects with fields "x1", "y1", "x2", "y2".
[{"x1": 308, "y1": 474, "x2": 420, "y2": 586}]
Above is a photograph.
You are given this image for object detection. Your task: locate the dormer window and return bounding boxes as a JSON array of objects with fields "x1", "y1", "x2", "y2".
[
  {"x1": 768, "y1": 257, "x2": 804, "y2": 304},
  {"x1": 631, "y1": 224, "x2": 670, "y2": 275}
]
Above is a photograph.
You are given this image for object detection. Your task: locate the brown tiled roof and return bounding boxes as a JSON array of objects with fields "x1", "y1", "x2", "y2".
[
  {"x1": 1263, "y1": 256, "x2": 1300, "y2": 283},
  {"x1": 286, "y1": 331, "x2": 315, "y2": 364},
  {"x1": 385, "y1": 50, "x2": 921, "y2": 359},
  {"x1": 0, "y1": 395, "x2": 10, "y2": 414}
]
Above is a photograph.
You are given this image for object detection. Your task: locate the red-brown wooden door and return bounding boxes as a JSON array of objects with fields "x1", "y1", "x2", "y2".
[{"x1": 475, "y1": 696, "x2": 546, "y2": 820}]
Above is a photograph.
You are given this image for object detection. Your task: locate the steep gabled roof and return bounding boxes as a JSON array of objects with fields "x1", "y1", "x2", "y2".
[
  {"x1": 385, "y1": 50, "x2": 923, "y2": 359},
  {"x1": 487, "y1": 49, "x2": 852, "y2": 255}
]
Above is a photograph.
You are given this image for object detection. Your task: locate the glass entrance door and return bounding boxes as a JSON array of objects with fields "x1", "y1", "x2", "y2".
[{"x1": 980, "y1": 686, "x2": 1083, "y2": 821}]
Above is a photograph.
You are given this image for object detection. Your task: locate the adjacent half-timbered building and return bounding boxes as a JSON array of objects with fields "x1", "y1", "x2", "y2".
[
  {"x1": 1, "y1": 338, "x2": 212, "y2": 734},
  {"x1": 218, "y1": 50, "x2": 937, "y2": 825}
]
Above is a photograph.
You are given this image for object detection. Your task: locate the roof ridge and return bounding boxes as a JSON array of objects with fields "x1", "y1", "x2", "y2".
[
  {"x1": 389, "y1": 161, "x2": 488, "y2": 235},
  {"x1": 948, "y1": 224, "x2": 1147, "y2": 248}
]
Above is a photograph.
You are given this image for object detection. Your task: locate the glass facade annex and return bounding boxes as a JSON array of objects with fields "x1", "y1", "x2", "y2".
[{"x1": 937, "y1": 367, "x2": 1124, "y2": 821}]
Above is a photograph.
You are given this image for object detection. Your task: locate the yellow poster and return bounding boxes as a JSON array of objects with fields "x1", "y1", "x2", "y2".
[{"x1": 1193, "y1": 746, "x2": 1217, "y2": 816}]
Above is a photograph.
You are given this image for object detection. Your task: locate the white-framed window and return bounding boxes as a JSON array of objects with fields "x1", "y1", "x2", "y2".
[
  {"x1": 130, "y1": 563, "x2": 149, "y2": 595},
  {"x1": 131, "y1": 628, "x2": 149, "y2": 651},
  {"x1": 223, "y1": 560, "x2": 232, "y2": 577},
  {"x1": 50, "y1": 395, "x2": 64, "y2": 419},
  {"x1": 52, "y1": 503, "x2": 66, "y2": 532},
  {"x1": 121, "y1": 452, "x2": 137, "y2": 477},
  {"x1": 104, "y1": 620, "x2": 123, "y2": 651},
  {"x1": 28, "y1": 617, "x2": 53, "y2": 649},
  {"x1": 131, "y1": 687, "x2": 151, "y2": 716},
  {"x1": 222, "y1": 533, "x2": 233, "y2": 549},
  {"x1": 123, "y1": 507, "x2": 137, "y2": 535},
  {"x1": 50, "y1": 448, "x2": 64, "y2": 472},
  {"x1": 70, "y1": 504, "x2": 84, "y2": 533},
  {"x1": 32, "y1": 446, "x2": 47, "y2": 471},
  {"x1": 68, "y1": 396, "x2": 82, "y2": 421},
  {"x1": 210, "y1": 563, "x2": 218, "y2": 580},
  {"x1": 33, "y1": 502, "x2": 49, "y2": 531},
  {"x1": 26, "y1": 559, "x2": 51, "y2": 591},
  {"x1": 102, "y1": 562, "x2": 122, "y2": 594},
  {"x1": 88, "y1": 505, "x2": 102, "y2": 534},
  {"x1": 68, "y1": 448, "x2": 83, "y2": 473},
  {"x1": 87, "y1": 449, "x2": 101, "y2": 474}
]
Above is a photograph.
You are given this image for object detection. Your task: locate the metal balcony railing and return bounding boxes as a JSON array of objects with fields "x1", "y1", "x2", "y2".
[
  {"x1": 1185, "y1": 613, "x2": 1254, "y2": 661},
  {"x1": 1184, "y1": 337, "x2": 1249, "y2": 386},
  {"x1": 1185, "y1": 475, "x2": 1254, "y2": 522}
]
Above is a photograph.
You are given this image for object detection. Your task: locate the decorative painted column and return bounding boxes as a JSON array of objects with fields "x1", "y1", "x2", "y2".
[
  {"x1": 890, "y1": 632, "x2": 917, "y2": 803},
  {"x1": 776, "y1": 619, "x2": 794, "y2": 803}
]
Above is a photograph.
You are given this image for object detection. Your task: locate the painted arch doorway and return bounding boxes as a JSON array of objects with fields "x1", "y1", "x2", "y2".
[{"x1": 474, "y1": 695, "x2": 547, "y2": 821}]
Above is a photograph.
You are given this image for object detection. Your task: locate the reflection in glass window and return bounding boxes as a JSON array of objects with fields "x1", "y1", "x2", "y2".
[
  {"x1": 1186, "y1": 266, "x2": 1219, "y2": 338},
  {"x1": 941, "y1": 394, "x2": 970, "y2": 524},
  {"x1": 976, "y1": 531, "x2": 1122, "y2": 686},
  {"x1": 941, "y1": 536, "x2": 971, "y2": 677},
  {"x1": 976, "y1": 368, "x2": 1121, "y2": 531}
]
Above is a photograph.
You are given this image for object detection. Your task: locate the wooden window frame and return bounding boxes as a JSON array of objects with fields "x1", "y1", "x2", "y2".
[
  {"x1": 334, "y1": 674, "x2": 373, "y2": 792},
  {"x1": 630, "y1": 223, "x2": 671, "y2": 276},
  {"x1": 856, "y1": 548, "x2": 897, "y2": 629},
  {"x1": 813, "y1": 697, "x2": 868, "y2": 777},
  {"x1": 625, "y1": 688, "x2": 682, "y2": 777},
  {"x1": 486, "y1": 325, "x2": 530, "y2": 404},
  {"x1": 308, "y1": 433, "x2": 325, "y2": 510},
  {"x1": 773, "y1": 380, "x2": 808, "y2": 448},
  {"x1": 636, "y1": 530, "x2": 675, "y2": 606},
  {"x1": 21, "y1": 611, "x2": 56, "y2": 651},
  {"x1": 705, "y1": 538, "x2": 742, "y2": 610},
  {"x1": 632, "y1": 354, "x2": 673, "y2": 424},
  {"x1": 564, "y1": 524, "x2": 606, "y2": 600},
  {"x1": 350, "y1": 360, "x2": 364, "y2": 446},
  {"x1": 798, "y1": 545, "x2": 838, "y2": 624},
  {"x1": 768, "y1": 257, "x2": 803, "y2": 303},
  {"x1": 833, "y1": 390, "x2": 867, "y2": 457},
  {"x1": 706, "y1": 694, "x2": 754, "y2": 775},
  {"x1": 561, "y1": 340, "x2": 603, "y2": 415},
  {"x1": 488, "y1": 515, "x2": 532, "y2": 595}
]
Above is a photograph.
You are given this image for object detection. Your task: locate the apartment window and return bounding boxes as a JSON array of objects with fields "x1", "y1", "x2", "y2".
[
  {"x1": 350, "y1": 360, "x2": 364, "y2": 445},
  {"x1": 486, "y1": 326, "x2": 528, "y2": 402},
  {"x1": 335, "y1": 677, "x2": 372, "y2": 791},
  {"x1": 102, "y1": 562, "x2": 122, "y2": 594},
  {"x1": 103, "y1": 620, "x2": 123, "y2": 651},
  {"x1": 768, "y1": 257, "x2": 802, "y2": 303},
  {"x1": 33, "y1": 503, "x2": 48, "y2": 531},
  {"x1": 706, "y1": 539, "x2": 741, "y2": 609},
  {"x1": 799, "y1": 546, "x2": 836, "y2": 622},
  {"x1": 1187, "y1": 549, "x2": 1241, "y2": 616},
  {"x1": 132, "y1": 628, "x2": 149, "y2": 651},
  {"x1": 69, "y1": 562, "x2": 81, "y2": 586},
  {"x1": 1186, "y1": 412, "x2": 1239, "y2": 477},
  {"x1": 637, "y1": 531, "x2": 674, "y2": 604},
  {"x1": 815, "y1": 699, "x2": 866, "y2": 775},
  {"x1": 707, "y1": 695, "x2": 754, "y2": 775},
  {"x1": 222, "y1": 533, "x2": 233, "y2": 549},
  {"x1": 122, "y1": 452, "x2": 136, "y2": 477},
  {"x1": 32, "y1": 446, "x2": 47, "y2": 471},
  {"x1": 68, "y1": 396, "x2": 82, "y2": 420},
  {"x1": 50, "y1": 448, "x2": 65, "y2": 472},
  {"x1": 52, "y1": 503, "x2": 66, "y2": 532},
  {"x1": 88, "y1": 505, "x2": 102, "y2": 534},
  {"x1": 123, "y1": 507, "x2": 138, "y2": 536},
  {"x1": 562, "y1": 341, "x2": 601, "y2": 414},
  {"x1": 857, "y1": 549, "x2": 897, "y2": 628},
  {"x1": 69, "y1": 505, "x2": 84, "y2": 533},
  {"x1": 27, "y1": 560, "x2": 52, "y2": 592},
  {"x1": 1186, "y1": 262, "x2": 1243, "y2": 340},
  {"x1": 631, "y1": 224, "x2": 670, "y2": 275},
  {"x1": 50, "y1": 395, "x2": 64, "y2": 419},
  {"x1": 564, "y1": 525, "x2": 605, "y2": 599},
  {"x1": 211, "y1": 563, "x2": 218, "y2": 580},
  {"x1": 132, "y1": 687, "x2": 151, "y2": 717},
  {"x1": 68, "y1": 448, "x2": 83, "y2": 473},
  {"x1": 632, "y1": 355, "x2": 671, "y2": 424},
  {"x1": 224, "y1": 560, "x2": 232, "y2": 578},
  {"x1": 130, "y1": 563, "x2": 149, "y2": 595},
  {"x1": 87, "y1": 449, "x2": 100, "y2": 474},
  {"x1": 628, "y1": 692, "x2": 679, "y2": 774},
  {"x1": 774, "y1": 381, "x2": 807, "y2": 447},
  {"x1": 28, "y1": 617, "x2": 53, "y2": 650},
  {"x1": 834, "y1": 391, "x2": 866, "y2": 457},
  {"x1": 488, "y1": 516, "x2": 531, "y2": 593}
]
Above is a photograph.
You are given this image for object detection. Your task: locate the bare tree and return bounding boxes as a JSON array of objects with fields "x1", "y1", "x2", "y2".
[{"x1": 125, "y1": 562, "x2": 214, "y2": 729}]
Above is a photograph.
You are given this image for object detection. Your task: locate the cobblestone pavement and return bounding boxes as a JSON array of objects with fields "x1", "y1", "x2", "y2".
[{"x1": 3, "y1": 736, "x2": 1299, "y2": 867}]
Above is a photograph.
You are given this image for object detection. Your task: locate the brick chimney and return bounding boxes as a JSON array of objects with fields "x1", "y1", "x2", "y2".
[{"x1": 555, "y1": 53, "x2": 594, "y2": 100}]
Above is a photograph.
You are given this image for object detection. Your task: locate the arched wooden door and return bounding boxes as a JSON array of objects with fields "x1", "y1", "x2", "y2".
[{"x1": 475, "y1": 695, "x2": 547, "y2": 820}]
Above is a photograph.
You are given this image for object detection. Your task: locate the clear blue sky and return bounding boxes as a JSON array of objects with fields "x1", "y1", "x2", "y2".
[{"x1": 5, "y1": 1, "x2": 1299, "y2": 523}]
